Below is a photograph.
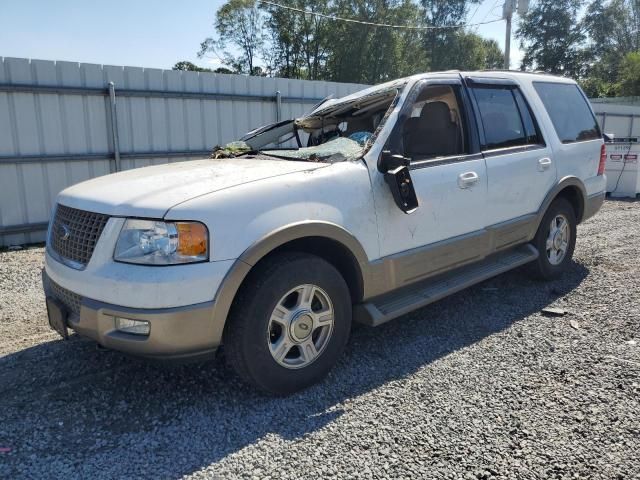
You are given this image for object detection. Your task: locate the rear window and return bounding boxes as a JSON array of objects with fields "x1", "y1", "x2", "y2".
[{"x1": 533, "y1": 82, "x2": 601, "y2": 143}]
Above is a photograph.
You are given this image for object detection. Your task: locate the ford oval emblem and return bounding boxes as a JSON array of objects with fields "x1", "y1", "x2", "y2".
[{"x1": 59, "y1": 224, "x2": 71, "y2": 241}]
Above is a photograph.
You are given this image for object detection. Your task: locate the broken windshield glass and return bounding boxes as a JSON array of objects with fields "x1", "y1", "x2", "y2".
[
  {"x1": 262, "y1": 137, "x2": 364, "y2": 163},
  {"x1": 219, "y1": 80, "x2": 405, "y2": 163}
]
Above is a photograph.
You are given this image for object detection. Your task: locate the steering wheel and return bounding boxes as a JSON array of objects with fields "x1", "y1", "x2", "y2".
[{"x1": 319, "y1": 129, "x2": 341, "y2": 144}]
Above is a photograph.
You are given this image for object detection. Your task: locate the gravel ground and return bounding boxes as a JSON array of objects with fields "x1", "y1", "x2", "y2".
[{"x1": 1, "y1": 199, "x2": 639, "y2": 479}]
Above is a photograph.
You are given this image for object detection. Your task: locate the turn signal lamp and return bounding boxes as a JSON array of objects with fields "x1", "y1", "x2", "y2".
[{"x1": 177, "y1": 222, "x2": 208, "y2": 256}]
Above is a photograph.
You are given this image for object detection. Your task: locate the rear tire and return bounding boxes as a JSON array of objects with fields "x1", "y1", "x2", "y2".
[
  {"x1": 223, "y1": 252, "x2": 352, "y2": 395},
  {"x1": 529, "y1": 197, "x2": 577, "y2": 280}
]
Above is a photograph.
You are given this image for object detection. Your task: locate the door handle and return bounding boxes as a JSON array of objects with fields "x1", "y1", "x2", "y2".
[
  {"x1": 538, "y1": 157, "x2": 552, "y2": 171},
  {"x1": 458, "y1": 171, "x2": 479, "y2": 189}
]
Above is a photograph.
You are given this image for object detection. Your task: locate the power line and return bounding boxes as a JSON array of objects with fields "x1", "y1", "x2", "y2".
[
  {"x1": 258, "y1": 0, "x2": 504, "y2": 31},
  {"x1": 467, "y1": 2, "x2": 483, "y2": 24},
  {"x1": 473, "y1": 0, "x2": 502, "y2": 33}
]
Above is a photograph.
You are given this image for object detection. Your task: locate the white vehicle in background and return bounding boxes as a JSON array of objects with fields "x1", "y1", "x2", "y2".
[{"x1": 43, "y1": 71, "x2": 606, "y2": 395}]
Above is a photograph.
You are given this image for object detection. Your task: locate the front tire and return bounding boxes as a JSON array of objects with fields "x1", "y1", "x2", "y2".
[
  {"x1": 223, "y1": 252, "x2": 352, "y2": 395},
  {"x1": 529, "y1": 197, "x2": 577, "y2": 280}
]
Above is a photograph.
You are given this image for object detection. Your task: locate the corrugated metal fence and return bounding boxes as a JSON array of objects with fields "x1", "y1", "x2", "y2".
[
  {"x1": 591, "y1": 102, "x2": 640, "y2": 140},
  {"x1": 0, "y1": 57, "x2": 364, "y2": 247}
]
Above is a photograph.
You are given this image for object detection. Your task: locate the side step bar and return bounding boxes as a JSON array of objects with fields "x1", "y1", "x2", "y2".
[{"x1": 354, "y1": 244, "x2": 539, "y2": 327}]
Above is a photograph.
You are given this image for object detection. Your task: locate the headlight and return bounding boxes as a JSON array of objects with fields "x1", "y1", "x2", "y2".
[{"x1": 114, "y1": 219, "x2": 208, "y2": 265}]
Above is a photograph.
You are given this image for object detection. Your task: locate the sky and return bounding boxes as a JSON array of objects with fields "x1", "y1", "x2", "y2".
[{"x1": 0, "y1": 0, "x2": 523, "y2": 73}]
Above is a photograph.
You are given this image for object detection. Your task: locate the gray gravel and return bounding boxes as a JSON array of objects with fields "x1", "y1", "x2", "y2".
[{"x1": 1, "y1": 199, "x2": 639, "y2": 479}]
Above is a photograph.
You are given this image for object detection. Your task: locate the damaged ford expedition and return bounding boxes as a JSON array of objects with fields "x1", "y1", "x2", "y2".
[{"x1": 43, "y1": 71, "x2": 606, "y2": 394}]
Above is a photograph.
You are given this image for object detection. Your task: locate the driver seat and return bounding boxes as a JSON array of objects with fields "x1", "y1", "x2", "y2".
[{"x1": 404, "y1": 101, "x2": 459, "y2": 158}]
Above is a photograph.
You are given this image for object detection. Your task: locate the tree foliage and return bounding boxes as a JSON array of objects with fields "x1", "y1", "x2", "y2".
[
  {"x1": 173, "y1": 61, "x2": 213, "y2": 72},
  {"x1": 420, "y1": 0, "x2": 479, "y2": 71},
  {"x1": 516, "y1": 0, "x2": 585, "y2": 77},
  {"x1": 197, "y1": 0, "x2": 501, "y2": 82},
  {"x1": 192, "y1": 0, "x2": 639, "y2": 97},
  {"x1": 172, "y1": 61, "x2": 237, "y2": 74},
  {"x1": 581, "y1": 0, "x2": 640, "y2": 97},
  {"x1": 516, "y1": 0, "x2": 640, "y2": 98},
  {"x1": 199, "y1": 0, "x2": 266, "y2": 74},
  {"x1": 261, "y1": 0, "x2": 333, "y2": 79},
  {"x1": 619, "y1": 51, "x2": 640, "y2": 96},
  {"x1": 324, "y1": 0, "x2": 425, "y2": 83}
]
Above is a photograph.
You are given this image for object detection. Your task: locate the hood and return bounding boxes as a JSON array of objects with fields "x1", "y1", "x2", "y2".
[{"x1": 58, "y1": 157, "x2": 327, "y2": 218}]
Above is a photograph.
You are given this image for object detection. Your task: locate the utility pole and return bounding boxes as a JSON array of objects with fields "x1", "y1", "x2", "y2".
[
  {"x1": 503, "y1": 0, "x2": 515, "y2": 69},
  {"x1": 503, "y1": 0, "x2": 529, "y2": 70},
  {"x1": 504, "y1": 9, "x2": 512, "y2": 69}
]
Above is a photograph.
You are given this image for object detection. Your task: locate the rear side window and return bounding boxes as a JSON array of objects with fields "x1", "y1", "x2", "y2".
[
  {"x1": 533, "y1": 82, "x2": 601, "y2": 143},
  {"x1": 471, "y1": 86, "x2": 542, "y2": 150}
]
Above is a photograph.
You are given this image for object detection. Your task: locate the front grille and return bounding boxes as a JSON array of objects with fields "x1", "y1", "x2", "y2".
[
  {"x1": 49, "y1": 205, "x2": 109, "y2": 268},
  {"x1": 48, "y1": 277, "x2": 82, "y2": 318}
]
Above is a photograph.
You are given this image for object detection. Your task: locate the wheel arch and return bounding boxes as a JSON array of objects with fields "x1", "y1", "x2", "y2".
[
  {"x1": 210, "y1": 222, "x2": 369, "y2": 342},
  {"x1": 536, "y1": 176, "x2": 587, "y2": 230}
]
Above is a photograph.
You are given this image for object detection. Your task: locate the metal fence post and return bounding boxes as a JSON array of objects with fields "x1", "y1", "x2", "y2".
[
  {"x1": 275, "y1": 90, "x2": 282, "y2": 122},
  {"x1": 108, "y1": 82, "x2": 122, "y2": 172}
]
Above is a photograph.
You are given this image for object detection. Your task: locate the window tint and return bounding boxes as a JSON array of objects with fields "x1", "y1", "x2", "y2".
[
  {"x1": 472, "y1": 86, "x2": 529, "y2": 150},
  {"x1": 533, "y1": 82, "x2": 600, "y2": 143}
]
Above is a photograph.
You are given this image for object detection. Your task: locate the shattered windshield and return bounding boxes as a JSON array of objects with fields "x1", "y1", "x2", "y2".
[
  {"x1": 262, "y1": 135, "x2": 369, "y2": 163},
  {"x1": 216, "y1": 81, "x2": 404, "y2": 163}
]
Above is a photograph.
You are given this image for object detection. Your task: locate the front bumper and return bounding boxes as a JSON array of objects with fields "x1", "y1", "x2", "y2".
[{"x1": 43, "y1": 270, "x2": 220, "y2": 360}]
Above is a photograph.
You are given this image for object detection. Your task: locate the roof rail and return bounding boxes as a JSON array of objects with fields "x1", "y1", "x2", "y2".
[{"x1": 476, "y1": 69, "x2": 567, "y2": 78}]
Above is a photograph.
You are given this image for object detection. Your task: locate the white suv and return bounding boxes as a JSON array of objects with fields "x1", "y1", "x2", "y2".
[{"x1": 43, "y1": 71, "x2": 606, "y2": 394}]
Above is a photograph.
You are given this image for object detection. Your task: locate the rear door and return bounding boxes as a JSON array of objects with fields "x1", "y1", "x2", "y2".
[
  {"x1": 465, "y1": 77, "x2": 555, "y2": 234},
  {"x1": 531, "y1": 81, "x2": 603, "y2": 195}
]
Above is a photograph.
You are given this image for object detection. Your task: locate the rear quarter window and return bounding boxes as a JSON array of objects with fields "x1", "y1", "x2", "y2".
[{"x1": 533, "y1": 82, "x2": 601, "y2": 143}]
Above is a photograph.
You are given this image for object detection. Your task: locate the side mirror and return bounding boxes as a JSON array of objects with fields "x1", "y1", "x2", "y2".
[
  {"x1": 385, "y1": 166, "x2": 419, "y2": 214},
  {"x1": 380, "y1": 150, "x2": 418, "y2": 214},
  {"x1": 379, "y1": 150, "x2": 410, "y2": 173}
]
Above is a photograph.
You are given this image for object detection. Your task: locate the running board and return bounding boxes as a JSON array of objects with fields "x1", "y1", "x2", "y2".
[{"x1": 354, "y1": 244, "x2": 539, "y2": 327}]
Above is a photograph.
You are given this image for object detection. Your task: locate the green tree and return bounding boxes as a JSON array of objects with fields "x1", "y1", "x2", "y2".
[
  {"x1": 516, "y1": 0, "x2": 585, "y2": 77},
  {"x1": 214, "y1": 67, "x2": 237, "y2": 74},
  {"x1": 261, "y1": 0, "x2": 332, "y2": 80},
  {"x1": 200, "y1": 0, "x2": 506, "y2": 82},
  {"x1": 172, "y1": 61, "x2": 213, "y2": 72},
  {"x1": 618, "y1": 51, "x2": 640, "y2": 96},
  {"x1": 581, "y1": 0, "x2": 640, "y2": 96},
  {"x1": 579, "y1": 76, "x2": 620, "y2": 98},
  {"x1": 261, "y1": 0, "x2": 306, "y2": 78},
  {"x1": 482, "y1": 38, "x2": 504, "y2": 69},
  {"x1": 199, "y1": 0, "x2": 265, "y2": 75},
  {"x1": 419, "y1": 0, "x2": 482, "y2": 71},
  {"x1": 326, "y1": 0, "x2": 425, "y2": 83},
  {"x1": 583, "y1": 0, "x2": 636, "y2": 60},
  {"x1": 429, "y1": 32, "x2": 503, "y2": 71}
]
